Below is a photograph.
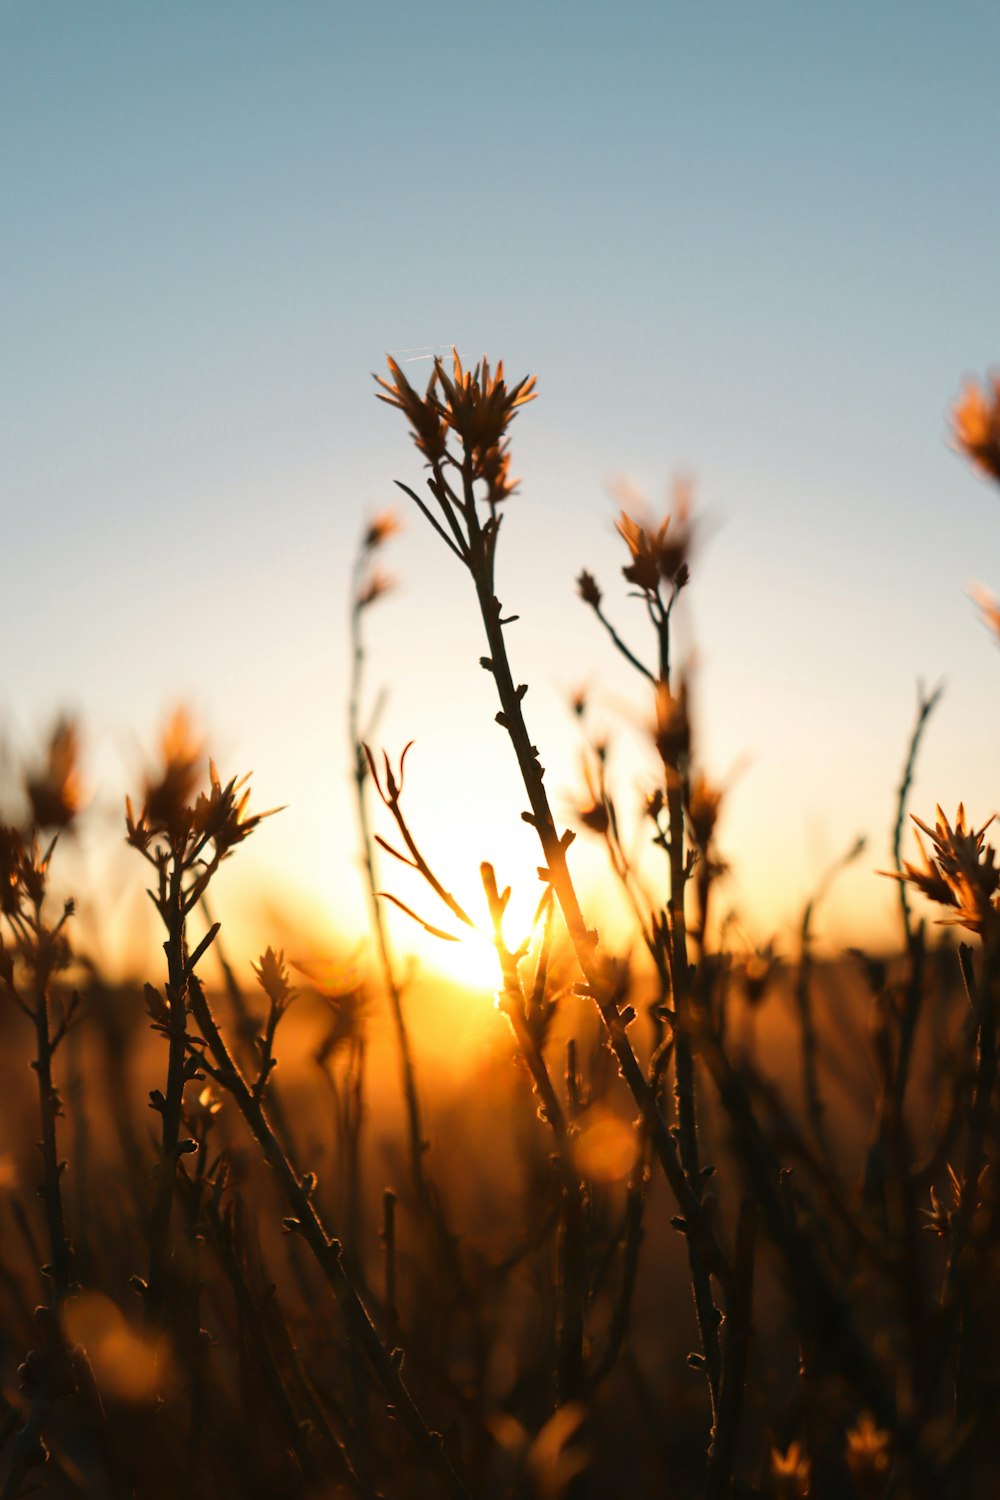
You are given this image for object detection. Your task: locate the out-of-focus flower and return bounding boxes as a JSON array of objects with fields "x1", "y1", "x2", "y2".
[
  {"x1": 952, "y1": 373, "x2": 1000, "y2": 484},
  {"x1": 741, "y1": 940, "x2": 779, "y2": 1009},
  {"x1": 362, "y1": 510, "x2": 401, "y2": 551},
  {"x1": 890, "y1": 804, "x2": 1000, "y2": 935},
  {"x1": 687, "y1": 772, "x2": 723, "y2": 851},
  {"x1": 969, "y1": 583, "x2": 1000, "y2": 639},
  {"x1": 844, "y1": 1413, "x2": 891, "y2": 1495},
  {"x1": 654, "y1": 680, "x2": 691, "y2": 771},
  {"x1": 613, "y1": 478, "x2": 694, "y2": 594},
  {"x1": 26, "y1": 719, "x2": 84, "y2": 830},
  {"x1": 130, "y1": 710, "x2": 204, "y2": 846},
  {"x1": 356, "y1": 568, "x2": 397, "y2": 610},
  {"x1": 770, "y1": 1440, "x2": 810, "y2": 1498}
]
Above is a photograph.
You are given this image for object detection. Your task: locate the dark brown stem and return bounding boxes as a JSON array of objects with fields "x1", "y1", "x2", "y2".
[
  {"x1": 482, "y1": 863, "x2": 586, "y2": 1403},
  {"x1": 185, "y1": 976, "x2": 471, "y2": 1500},
  {"x1": 31, "y1": 964, "x2": 72, "y2": 1306},
  {"x1": 705, "y1": 1201, "x2": 756, "y2": 1499},
  {"x1": 145, "y1": 852, "x2": 189, "y2": 1327},
  {"x1": 466, "y1": 527, "x2": 730, "y2": 1286}
]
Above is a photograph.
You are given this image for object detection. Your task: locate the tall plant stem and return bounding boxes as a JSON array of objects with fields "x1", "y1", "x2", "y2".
[
  {"x1": 464, "y1": 508, "x2": 730, "y2": 1287},
  {"x1": 186, "y1": 976, "x2": 472, "y2": 1500},
  {"x1": 654, "y1": 595, "x2": 722, "y2": 1410},
  {"x1": 483, "y1": 865, "x2": 585, "y2": 1403},
  {"x1": 31, "y1": 965, "x2": 72, "y2": 1307},
  {"x1": 145, "y1": 854, "x2": 189, "y2": 1326},
  {"x1": 350, "y1": 579, "x2": 428, "y2": 1209}
]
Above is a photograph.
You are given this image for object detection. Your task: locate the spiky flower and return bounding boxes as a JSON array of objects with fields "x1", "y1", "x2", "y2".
[
  {"x1": 892, "y1": 804, "x2": 1000, "y2": 936},
  {"x1": 375, "y1": 349, "x2": 536, "y2": 507}
]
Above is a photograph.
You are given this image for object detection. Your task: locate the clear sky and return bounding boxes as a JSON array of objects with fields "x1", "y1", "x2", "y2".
[{"x1": 4, "y1": 1, "x2": 1000, "y2": 982}]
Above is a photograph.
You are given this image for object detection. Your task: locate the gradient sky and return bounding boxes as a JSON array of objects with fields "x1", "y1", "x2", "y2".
[{"x1": 4, "y1": 1, "x2": 1000, "y2": 980}]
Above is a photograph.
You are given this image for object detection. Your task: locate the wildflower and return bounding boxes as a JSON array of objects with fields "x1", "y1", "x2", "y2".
[
  {"x1": 434, "y1": 350, "x2": 536, "y2": 456},
  {"x1": 951, "y1": 373, "x2": 1000, "y2": 484},
  {"x1": 374, "y1": 357, "x2": 448, "y2": 466},
  {"x1": 770, "y1": 1440, "x2": 810, "y2": 1498},
  {"x1": 891, "y1": 804, "x2": 1000, "y2": 935},
  {"x1": 191, "y1": 763, "x2": 279, "y2": 856},
  {"x1": 375, "y1": 350, "x2": 536, "y2": 504},
  {"x1": 844, "y1": 1413, "x2": 891, "y2": 1495},
  {"x1": 26, "y1": 719, "x2": 83, "y2": 830}
]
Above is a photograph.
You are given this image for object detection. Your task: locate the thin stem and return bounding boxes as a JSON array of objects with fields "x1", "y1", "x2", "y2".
[
  {"x1": 350, "y1": 556, "x2": 429, "y2": 1209},
  {"x1": 185, "y1": 976, "x2": 472, "y2": 1500}
]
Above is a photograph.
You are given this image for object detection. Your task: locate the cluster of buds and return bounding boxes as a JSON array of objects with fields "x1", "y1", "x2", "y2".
[
  {"x1": 616, "y1": 507, "x2": 691, "y2": 595},
  {"x1": 892, "y1": 804, "x2": 1000, "y2": 937},
  {"x1": 375, "y1": 350, "x2": 536, "y2": 512}
]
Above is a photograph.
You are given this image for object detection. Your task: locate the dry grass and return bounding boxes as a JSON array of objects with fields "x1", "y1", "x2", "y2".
[{"x1": 0, "y1": 359, "x2": 998, "y2": 1499}]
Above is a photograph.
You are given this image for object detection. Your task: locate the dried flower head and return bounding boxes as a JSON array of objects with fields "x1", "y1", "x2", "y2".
[
  {"x1": 952, "y1": 373, "x2": 1000, "y2": 484},
  {"x1": 191, "y1": 763, "x2": 280, "y2": 856},
  {"x1": 376, "y1": 350, "x2": 536, "y2": 508},
  {"x1": 26, "y1": 719, "x2": 84, "y2": 830},
  {"x1": 892, "y1": 804, "x2": 1000, "y2": 935}
]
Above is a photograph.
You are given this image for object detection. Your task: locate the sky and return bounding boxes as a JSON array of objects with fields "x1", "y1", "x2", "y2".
[{"x1": 3, "y1": 0, "x2": 1000, "y2": 987}]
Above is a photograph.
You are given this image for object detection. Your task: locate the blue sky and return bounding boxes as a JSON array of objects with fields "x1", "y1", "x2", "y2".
[{"x1": 3, "y1": 1, "x2": 1000, "y2": 973}]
